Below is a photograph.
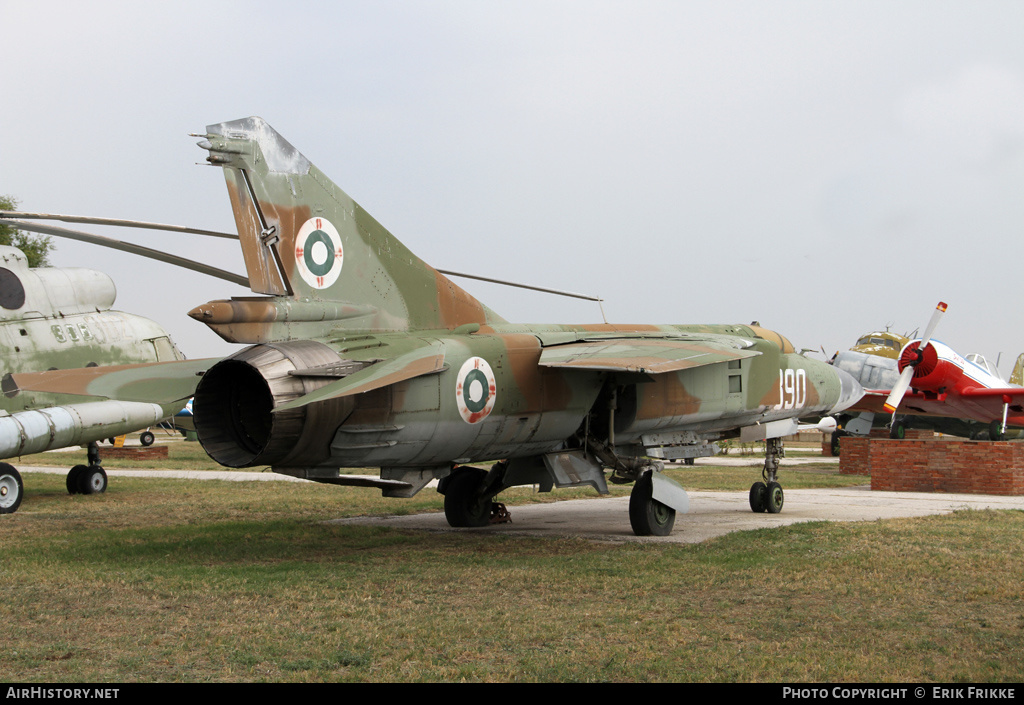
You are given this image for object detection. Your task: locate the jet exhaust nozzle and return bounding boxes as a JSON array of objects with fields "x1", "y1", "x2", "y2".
[{"x1": 192, "y1": 340, "x2": 353, "y2": 468}]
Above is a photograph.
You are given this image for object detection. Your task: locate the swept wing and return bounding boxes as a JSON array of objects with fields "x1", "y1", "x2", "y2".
[{"x1": 538, "y1": 336, "x2": 760, "y2": 374}]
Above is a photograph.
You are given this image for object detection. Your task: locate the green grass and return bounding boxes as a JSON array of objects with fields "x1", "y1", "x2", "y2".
[
  {"x1": 17, "y1": 439, "x2": 233, "y2": 471},
  {"x1": 18, "y1": 438, "x2": 866, "y2": 491},
  {"x1": 3, "y1": 457, "x2": 1022, "y2": 682}
]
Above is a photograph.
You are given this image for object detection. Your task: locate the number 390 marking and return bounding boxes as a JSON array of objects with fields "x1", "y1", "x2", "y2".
[{"x1": 773, "y1": 368, "x2": 806, "y2": 410}]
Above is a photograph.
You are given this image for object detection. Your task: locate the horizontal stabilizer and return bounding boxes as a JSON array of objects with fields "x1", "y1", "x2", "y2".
[
  {"x1": 538, "y1": 337, "x2": 760, "y2": 374},
  {"x1": 273, "y1": 343, "x2": 446, "y2": 413},
  {"x1": 8, "y1": 359, "x2": 215, "y2": 404}
]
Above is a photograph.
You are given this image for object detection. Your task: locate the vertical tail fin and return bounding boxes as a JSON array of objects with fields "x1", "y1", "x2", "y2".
[
  {"x1": 197, "y1": 117, "x2": 503, "y2": 332},
  {"x1": 1011, "y1": 353, "x2": 1024, "y2": 386}
]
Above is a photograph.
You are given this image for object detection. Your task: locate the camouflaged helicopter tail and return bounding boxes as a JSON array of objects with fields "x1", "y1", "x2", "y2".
[{"x1": 198, "y1": 117, "x2": 502, "y2": 336}]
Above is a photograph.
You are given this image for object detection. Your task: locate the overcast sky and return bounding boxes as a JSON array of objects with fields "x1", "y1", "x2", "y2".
[{"x1": 4, "y1": 0, "x2": 1024, "y2": 373}]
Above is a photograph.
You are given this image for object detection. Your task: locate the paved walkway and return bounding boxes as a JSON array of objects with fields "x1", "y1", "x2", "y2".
[
  {"x1": 329, "y1": 486, "x2": 1024, "y2": 544},
  {"x1": 18, "y1": 465, "x2": 312, "y2": 482},
  {"x1": 20, "y1": 456, "x2": 1024, "y2": 544}
]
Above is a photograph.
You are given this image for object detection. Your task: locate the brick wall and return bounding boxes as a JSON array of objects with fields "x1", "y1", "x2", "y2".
[
  {"x1": 822, "y1": 428, "x2": 932, "y2": 457},
  {"x1": 839, "y1": 437, "x2": 1024, "y2": 495},
  {"x1": 100, "y1": 445, "x2": 169, "y2": 461}
]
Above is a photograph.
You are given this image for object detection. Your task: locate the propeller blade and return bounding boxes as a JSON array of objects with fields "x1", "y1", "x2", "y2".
[
  {"x1": 883, "y1": 302, "x2": 948, "y2": 414},
  {"x1": 883, "y1": 366, "x2": 915, "y2": 414},
  {"x1": 918, "y1": 301, "x2": 947, "y2": 349}
]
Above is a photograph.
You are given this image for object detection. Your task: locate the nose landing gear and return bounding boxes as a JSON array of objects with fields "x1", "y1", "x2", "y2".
[{"x1": 749, "y1": 437, "x2": 785, "y2": 514}]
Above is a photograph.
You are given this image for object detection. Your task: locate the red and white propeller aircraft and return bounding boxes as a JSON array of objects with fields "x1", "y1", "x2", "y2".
[{"x1": 853, "y1": 302, "x2": 1024, "y2": 438}]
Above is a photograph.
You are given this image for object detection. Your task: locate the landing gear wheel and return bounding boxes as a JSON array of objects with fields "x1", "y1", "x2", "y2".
[
  {"x1": 889, "y1": 420, "x2": 906, "y2": 439},
  {"x1": 443, "y1": 468, "x2": 492, "y2": 528},
  {"x1": 67, "y1": 465, "x2": 89, "y2": 495},
  {"x1": 749, "y1": 481, "x2": 767, "y2": 513},
  {"x1": 77, "y1": 466, "x2": 107, "y2": 495},
  {"x1": 140, "y1": 431, "x2": 155, "y2": 447},
  {"x1": 765, "y1": 481, "x2": 784, "y2": 514},
  {"x1": 0, "y1": 463, "x2": 23, "y2": 514},
  {"x1": 683, "y1": 457, "x2": 695, "y2": 466},
  {"x1": 629, "y1": 471, "x2": 676, "y2": 536},
  {"x1": 830, "y1": 431, "x2": 843, "y2": 456},
  {"x1": 989, "y1": 420, "x2": 1005, "y2": 441}
]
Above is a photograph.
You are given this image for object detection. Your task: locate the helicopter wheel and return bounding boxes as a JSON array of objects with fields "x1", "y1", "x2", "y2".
[
  {"x1": 77, "y1": 466, "x2": 107, "y2": 495},
  {"x1": 0, "y1": 464, "x2": 23, "y2": 514},
  {"x1": 67, "y1": 465, "x2": 89, "y2": 495}
]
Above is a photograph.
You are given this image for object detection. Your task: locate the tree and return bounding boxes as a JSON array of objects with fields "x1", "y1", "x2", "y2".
[{"x1": 0, "y1": 195, "x2": 54, "y2": 268}]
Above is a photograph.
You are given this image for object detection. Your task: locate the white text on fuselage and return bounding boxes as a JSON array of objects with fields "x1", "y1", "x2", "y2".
[{"x1": 772, "y1": 368, "x2": 806, "y2": 410}]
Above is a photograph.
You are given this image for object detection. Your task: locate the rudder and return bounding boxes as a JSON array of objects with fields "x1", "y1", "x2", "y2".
[
  {"x1": 198, "y1": 117, "x2": 502, "y2": 332},
  {"x1": 1011, "y1": 353, "x2": 1024, "y2": 386}
]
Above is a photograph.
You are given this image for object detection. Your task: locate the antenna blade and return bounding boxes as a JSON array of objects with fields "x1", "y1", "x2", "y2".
[{"x1": 437, "y1": 269, "x2": 601, "y2": 302}]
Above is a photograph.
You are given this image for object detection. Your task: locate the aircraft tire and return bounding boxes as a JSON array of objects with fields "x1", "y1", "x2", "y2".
[
  {"x1": 830, "y1": 431, "x2": 843, "y2": 456},
  {"x1": 749, "y1": 481, "x2": 767, "y2": 513},
  {"x1": 889, "y1": 421, "x2": 906, "y2": 440},
  {"x1": 629, "y1": 471, "x2": 676, "y2": 536},
  {"x1": 77, "y1": 466, "x2": 108, "y2": 495},
  {"x1": 140, "y1": 431, "x2": 155, "y2": 447},
  {"x1": 67, "y1": 465, "x2": 89, "y2": 495},
  {"x1": 0, "y1": 463, "x2": 23, "y2": 514},
  {"x1": 765, "y1": 481, "x2": 784, "y2": 514},
  {"x1": 443, "y1": 468, "x2": 491, "y2": 528}
]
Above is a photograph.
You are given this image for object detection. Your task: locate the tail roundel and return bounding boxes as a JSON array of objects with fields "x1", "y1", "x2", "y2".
[{"x1": 196, "y1": 117, "x2": 503, "y2": 337}]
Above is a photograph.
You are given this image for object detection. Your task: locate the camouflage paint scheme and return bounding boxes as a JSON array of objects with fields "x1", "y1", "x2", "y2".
[
  {"x1": 12, "y1": 118, "x2": 864, "y2": 533},
  {"x1": 181, "y1": 118, "x2": 862, "y2": 534},
  {"x1": 0, "y1": 246, "x2": 189, "y2": 512}
]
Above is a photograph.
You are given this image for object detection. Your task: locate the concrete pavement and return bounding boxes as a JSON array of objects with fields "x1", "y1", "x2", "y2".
[
  {"x1": 19, "y1": 456, "x2": 1024, "y2": 544},
  {"x1": 329, "y1": 486, "x2": 1024, "y2": 544}
]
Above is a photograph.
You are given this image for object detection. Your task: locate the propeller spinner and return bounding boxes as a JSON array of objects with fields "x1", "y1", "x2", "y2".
[{"x1": 882, "y1": 302, "x2": 947, "y2": 414}]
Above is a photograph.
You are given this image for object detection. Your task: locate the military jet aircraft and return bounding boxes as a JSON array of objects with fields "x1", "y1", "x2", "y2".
[
  {"x1": 0, "y1": 245, "x2": 191, "y2": 513},
  {"x1": 4, "y1": 117, "x2": 863, "y2": 534}
]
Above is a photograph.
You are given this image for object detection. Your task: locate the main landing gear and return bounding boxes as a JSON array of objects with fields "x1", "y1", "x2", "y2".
[
  {"x1": 440, "y1": 465, "x2": 511, "y2": 528},
  {"x1": 0, "y1": 443, "x2": 107, "y2": 515},
  {"x1": 441, "y1": 456, "x2": 688, "y2": 537},
  {"x1": 629, "y1": 467, "x2": 676, "y2": 536},
  {"x1": 0, "y1": 463, "x2": 23, "y2": 514},
  {"x1": 66, "y1": 442, "x2": 107, "y2": 496},
  {"x1": 749, "y1": 437, "x2": 785, "y2": 514}
]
